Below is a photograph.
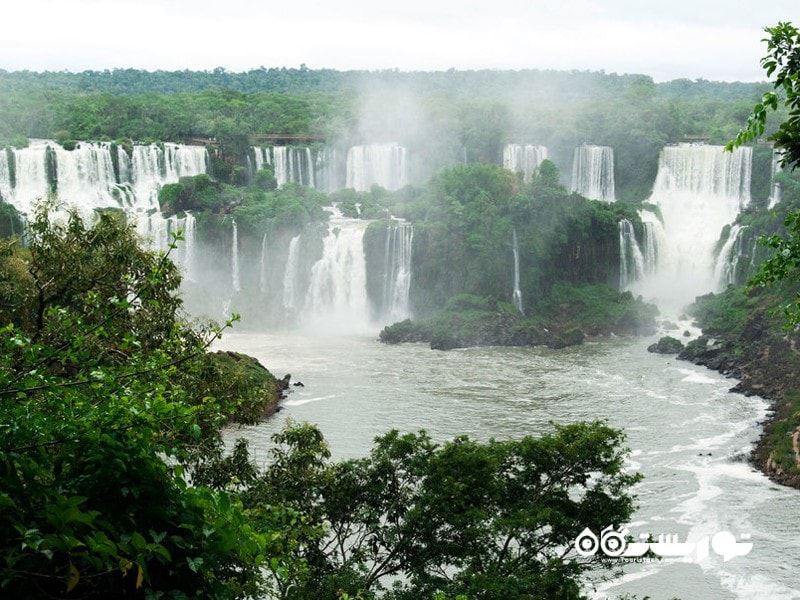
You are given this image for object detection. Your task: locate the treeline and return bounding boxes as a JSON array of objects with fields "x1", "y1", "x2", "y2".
[
  {"x1": 0, "y1": 67, "x2": 781, "y2": 203},
  {"x1": 0, "y1": 66, "x2": 767, "y2": 98}
]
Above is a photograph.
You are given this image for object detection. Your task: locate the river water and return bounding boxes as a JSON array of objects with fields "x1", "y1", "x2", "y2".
[{"x1": 217, "y1": 330, "x2": 800, "y2": 600}]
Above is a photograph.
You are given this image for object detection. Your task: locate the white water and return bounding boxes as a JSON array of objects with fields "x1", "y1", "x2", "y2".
[
  {"x1": 511, "y1": 228, "x2": 523, "y2": 313},
  {"x1": 346, "y1": 144, "x2": 408, "y2": 191},
  {"x1": 619, "y1": 219, "x2": 646, "y2": 290},
  {"x1": 135, "y1": 212, "x2": 198, "y2": 280},
  {"x1": 302, "y1": 208, "x2": 371, "y2": 332},
  {"x1": 219, "y1": 332, "x2": 800, "y2": 600},
  {"x1": 0, "y1": 140, "x2": 208, "y2": 217},
  {"x1": 571, "y1": 145, "x2": 615, "y2": 202},
  {"x1": 713, "y1": 225, "x2": 746, "y2": 289},
  {"x1": 629, "y1": 144, "x2": 751, "y2": 312},
  {"x1": 382, "y1": 221, "x2": 414, "y2": 322},
  {"x1": 503, "y1": 144, "x2": 548, "y2": 182},
  {"x1": 282, "y1": 235, "x2": 302, "y2": 311},
  {"x1": 231, "y1": 219, "x2": 241, "y2": 293},
  {"x1": 767, "y1": 149, "x2": 782, "y2": 210}
]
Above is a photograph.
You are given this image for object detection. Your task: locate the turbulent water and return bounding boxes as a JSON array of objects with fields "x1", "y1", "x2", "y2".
[{"x1": 218, "y1": 330, "x2": 800, "y2": 600}]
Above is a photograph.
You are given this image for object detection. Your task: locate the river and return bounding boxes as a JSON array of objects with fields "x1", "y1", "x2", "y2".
[{"x1": 217, "y1": 330, "x2": 800, "y2": 600}]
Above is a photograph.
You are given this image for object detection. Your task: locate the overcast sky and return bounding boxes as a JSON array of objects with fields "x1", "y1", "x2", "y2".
[{"x1": 2, "y1": 1, "x2": 797, "y2": 82}]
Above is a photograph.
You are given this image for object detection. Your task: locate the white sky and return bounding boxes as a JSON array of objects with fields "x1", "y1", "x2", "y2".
[{"x1": 2, "y1": 0, "x2": 798, "y2": 82}]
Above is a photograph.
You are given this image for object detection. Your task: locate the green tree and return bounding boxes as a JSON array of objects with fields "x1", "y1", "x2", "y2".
[
  {"x1": 244, "y1": 420, "x2": 641, "y2": 600},
  {"x1": 728, "y1": 22, "x2": 800, "y2": 326},
  {"x1": 0, "y1": 205, "x2": 288, "y2": 598}
]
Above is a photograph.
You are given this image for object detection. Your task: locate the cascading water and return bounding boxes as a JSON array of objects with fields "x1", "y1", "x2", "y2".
[
  {"x1": 570, "y1": 145, "x2": 615, "y2": 202},
  {"x1": 712, "y1": 224, "x2": 747, "y2": 288},
  {"x1": 618, "y1": 219, "x2": 646, "y2": 290},
  {"x1": 631, "y1": 144, "x2": 751, "y2": 311},
  {"x1": 503, "y1": 144, "x2": 548, "y2": 182},
  {"x1": 0, "y1": 140, "x2": 208, "y2": 217},
  {"x1": 129, "y1": 143, "x2": 208, "y2": 208},
  {"x1": 282, "y1": 235, "x2": 302, "y2": 311},
  {"x1": 314, "y1": 147, "x2": 343, "y2": 194},
  {"x1": 346, "y1": 144, "x2": 408, "y2": 192},
  {"x1": 231, "y1": 219, "x2": 241, "y2": 293},
  {"x1": 768, "y1": 148, "x2": 783, "y2": 210},
  {"x1": 302, "y1": 207, "x2": 371, "y2": 332},
  {"x1": 382, "y1": 221, "x2": 414, "y2": 322},
  {"x1": 259, "y1": 233, "x2": 269, "y2": 293},
  {"x1": 253, "y1": 146, "x2": 315, "y2": 187},
  {"x1": 135, "y1": 212, "x2": 197, "y2": 280},
  {"x1": 511, "y1": 229, "x2": 523, "y2": 314}
]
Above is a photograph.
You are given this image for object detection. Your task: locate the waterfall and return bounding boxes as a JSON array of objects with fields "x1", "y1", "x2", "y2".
[
  {"x1": 231, "y1": 219, "x2": 241, "y2": 293},
  {"x1": 263, "y1": 146, "x2": 316, "y2": 187},
  {"x1": 259, "y1": 232, "x2": 269, "y2": 293},
  {"x1": 618, "y1": 219, "x2": 646, "y2": 290},
  {"x1": 2, "y1": 142, "x2": 53, "y2": 215},
  {"x1": 570, "y1": 145, "x2": 615, "y2": 202},
  {"x1": 503, "y1": 145, "x2": 548, "y2": 183},
  {"x1": 768, "y1": 149, "x2": 783, "y2": 209},
  {"x1": 0, "y1": 140, "x2": 208, "y2": 217},
  {"x1": 382, "y1": 221, "x2": 414, "y2": 321},
  {"x1": 282, "y1": 234, "x2": 302, "y2": 310},
  {"x1": 130, "y1": 143, "x2": 208, "y2": 208},
  {"x1": 346, "y1": 144, "x2": 408, "y2": 191},
  {"x1": 135, "y1": 211, "x2": 197, "y2": 280},
  {"x1": 713, "y1": 225, "x2": 747, "y2": 288},
  {"x1": 631, "y1": 144, "x2": 751, "y2": 310},
  {"x1": 315, "y1": 147, "x2": 342, "y2": 194},
  {"x1": 303, "y1": 208, "x2": 371, "y2": 332},
  {"x1": 511, "y1": 229, "x2": 523, "y2": 313}
]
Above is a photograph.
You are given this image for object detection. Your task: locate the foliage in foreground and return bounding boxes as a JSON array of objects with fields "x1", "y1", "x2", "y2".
[
  {"x1": 236, "y1": 420, "x2": 641, "y2": 600},
  {"x1": 0, "y1": 205, "x2": 644, "y2": 599},
  {"x1": 0, "y1": 205, "x2": 286, "y2": 598}
]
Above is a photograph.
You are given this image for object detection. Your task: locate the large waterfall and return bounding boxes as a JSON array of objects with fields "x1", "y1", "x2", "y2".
[
  {"x1": 346, "y1": 144, "x2": 408, "y2": 192},
  {"x1": 630, "y1": 144, "x2": 751, "y2": 310},
  {"x1": 0, "y1": 140, "x2": 208, "y2": 282},
  {"x1": 0, "y1": 140, "x2": 208, "y2": 217},
  {"x1": 503, "y1": 144, "x2": 548, "y2": 182},
  {"x1": 302, "y1": 208, "x2": 371, "y2": 332},
  {"x1": 570, "y1": 145, "x2": 615, "y2": 202}
]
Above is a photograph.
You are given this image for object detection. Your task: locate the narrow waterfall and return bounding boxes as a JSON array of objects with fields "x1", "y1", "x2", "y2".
[
  {"x1": 382, "y1": 222, "x2": 414, "y2": 321},
  {"x1": 570, "y1": 145, "x2": 615, "y2": 202},
  {"x1": 259, "y1": 146, "x2": 316, "y2": 187},
  {"x1": 511, "y1": 229, "x2": 523, "y2": 314},
  {"x1": 231, "y1": 219, "x2": 241, "y2": 293},
  {"x1": 346, "y1": 144, "x2": 408, "y2": 191},
  {"x1": 282, "y1": 235, "x2": 302, "y2": 310},
  {"x1": 639, "y1": 210, "x2": 668, "y2": 277},
  {"x1": 768, "y1": 149, "x2": 783, "y2": 210},
  {"x1": 259, "y1": 232, "x2": 269, "y2": 293},
  {"x1": 618, "y1": 219, "x2": 646, "y2": 290},
  {"x1": 713, "y1": 225, "x2": 746, "y2": 288},
  {"x1": 503, "y1": 144, "x2": 548, "y2": 183},
  {"x1": 632, "y1": 144, "x2": 751, "y2": 310},
  {"x1": 303, "y1": 208, "x2": 371, "y2": 332}
]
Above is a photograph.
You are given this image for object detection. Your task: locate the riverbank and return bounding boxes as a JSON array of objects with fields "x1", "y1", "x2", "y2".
[{"x1": 678, "y1": 287, "x2": 800, "y2": 489}]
